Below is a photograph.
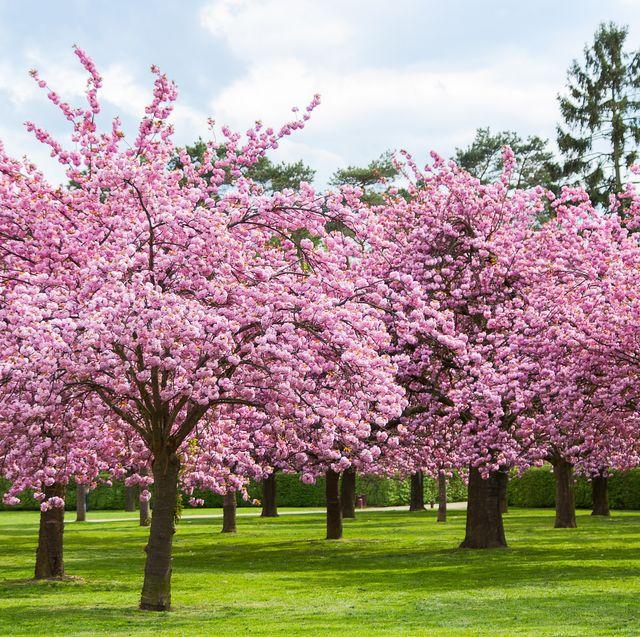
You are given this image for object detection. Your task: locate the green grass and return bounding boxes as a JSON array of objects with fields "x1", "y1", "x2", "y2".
[{"x1": 1, "y1": 507, "x2": 639, "y2": 636}]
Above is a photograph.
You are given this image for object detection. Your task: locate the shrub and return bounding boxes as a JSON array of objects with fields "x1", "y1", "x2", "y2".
[
  {"x1": 507, "y1": 465, "x2": 640, "y2": 510},
  {"x1": 0, "y1": 472, "x2": 467, "y2": 511}
]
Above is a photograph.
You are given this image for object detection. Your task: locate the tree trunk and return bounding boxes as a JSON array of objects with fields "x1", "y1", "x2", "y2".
[
  {"x1": 460, "y1": 466, "x2": 507, "y2": 549},
  {"x1": 139, "y1": 467, "x2": 151, "y2": 527},
  {"x1": 326, "y1": 469, "x2": 343, "y2": 539},
  {"x1": 34, "y1": 483, "x2": 66, "y2": 579},
  {"x1": 75, "y1": 483, "x2": 87, "y2": 522},
  {"x1": 437, "y1": 472, "x2": 447, "y2": 523},
  {"x1": 125, "y1": 484, "x2": 137, "y2": 512},
  {"x1": 611, "y1": 85, "x2": 623, "y2": 193},
  {"x1": 553, "y1": 458, "x2": 577, "y2": 528},
  {"x1": 139, "y1": 496, "x2": 151, "y2": 527},
  {"x1": 222, "y1": 491, "x2": 237, "y2": 533},
  {"x1": 340, "y1": 467, "x2": 356, "y2": 519},
  {"x1": 139, "y1": 451, "x2": 180, "y2": 611},
  {"x1": 409, "y1": 471, "x2": 426, "y2": 511},
  {"x1": 261, "y1": 473, "x2": 278, "y2": 518},
  {"x1": 498, "y1": 469, "x2": 509, "y2": 514},
  {"x1": 591, "y1": 473, "x2": 610, "y2": 517}
]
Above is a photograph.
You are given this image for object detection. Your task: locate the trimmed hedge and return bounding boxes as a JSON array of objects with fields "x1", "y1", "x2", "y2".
[
  {"x1": 187, "y1": 473, "x2": 328, "y2": 509},
  {"x1": 0, "y1": 477, "x2": 129, "y2": 511},
  {"x1": 507, "y1": 466, "x2": 640, "y2": 510},
  {"x1": 12, "y1": 467, "x2": 640, "y2": 511},
  {"x1": 0, "y1": 472, "x2": 467, "y2": 511}
]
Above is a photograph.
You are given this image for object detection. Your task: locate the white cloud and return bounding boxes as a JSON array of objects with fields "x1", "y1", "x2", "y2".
[
  {"x1": 0, "y1": 53, "x2": 210, "y2": 184},
  {"x1": 199, "y1": 1, "x2": 566, "y2": 184},
  {"x1": 0, "y1": 63, "x2": 35, "y2": 105},
  {"x1": 0, "y1": 123, "x2": 67, "y2": 184},
  {"x1": 207, "y1": 55, "x2": 561, "y2": 183},
  {"x1": 269, "y1": 138, "x2": 346, "y2": 183},
  {"x1": 28, "y1": 51, "x2": 89, "y2": 99},
  {"x1": 100, "y1": 64, "x2": 149, "y2": 116},
  {"x1": 4, "y1": 1, "x2": 626, "y2": 187},
  {"x1": 200, "y1": 0, "x2": 354, "y2": 64}
]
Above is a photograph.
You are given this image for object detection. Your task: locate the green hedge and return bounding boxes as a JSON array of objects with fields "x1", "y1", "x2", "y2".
[
  {"x1": 0, "y1": 472, "x2": 467, "y2": 511},
  {"x1": 0, "y1": 477, "x2": 129, "y2": 511},
  {"x1": 430, "y1": 474, "x2": 468, "y2": 503},
  {"x1": 507, "y1": 466, "x2": 640, "y2": 510},
  {"x1": 15, "y1": 466, "x2": 640, "y2": 511},
  {"x1": 187, "y1": 473, "x2": 328, "y2": 509}
]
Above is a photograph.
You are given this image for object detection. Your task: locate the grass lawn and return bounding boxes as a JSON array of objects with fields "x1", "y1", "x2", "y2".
[{"x1": 1, "y1": 507, "x2": 639, "y2": 636}]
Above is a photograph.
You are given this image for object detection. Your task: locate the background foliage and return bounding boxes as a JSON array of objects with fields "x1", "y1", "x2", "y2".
[
  {"x1": 0, "y1": 473, "x2": 468, "y2": 511},
  {"x1": 507, "y1": 466, "x2": 640, "y2": 509},
  {"x1": 8, "y1": 467, "x2": 640, "y2": 511}
]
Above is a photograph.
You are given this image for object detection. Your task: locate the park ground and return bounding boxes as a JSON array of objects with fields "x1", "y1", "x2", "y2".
[{"x1": 0, "y1": 507, "x2": 639, "y2": 636}]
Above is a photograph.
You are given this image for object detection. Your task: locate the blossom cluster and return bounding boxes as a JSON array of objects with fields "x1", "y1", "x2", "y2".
[{"x1": 1, "y1": 49, "x2": 639, "y2": 512}]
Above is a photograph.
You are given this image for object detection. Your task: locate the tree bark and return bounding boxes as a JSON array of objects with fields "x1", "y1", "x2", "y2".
[
  {"x1": 498, "y1": 469, "x2": 509, "y2": 514},
  {"x1": 34, "y1": 483, "x2": 66, "y2": 579},
  {"x1": 326, "y1": 469, "x2": 343, "y2": 539},
  {"x1": 139, "y1": 467, "x2": 151, "y2": 527},
  {"x1": 139, "y1": 496, "x2": 151, "y2": 527},
  {"x1": 139, "y1": 451, "x2": 180, "y2": 611},
  {"x1": 222, "y1": 491, "x2": 237, "y2": 533},
  {"x1": 437, "y1": 472, "x2": 447, "y2": 523},
  {"x1": 125, "y1": 484, "x2": 137, "y2": 512},
  {"x1": 75, "y1": 483, "x2": 87, "y2": 522},
  {"x1": 261, "y1": 473, "x2": 278, "y2": 518},
  {"x1": 553, "y1": 458, "x2": 577, "y2": 528},
  {"x1": 340, "y1": 467, "x2": 356, "y2": 519},
  {"x1": 409, "y1": 471, "x2": 426, "y2": 511},
  {"x1": 591, "y1": 473, "x2": 610, "y2": 517},
  {"x1": 460, "y1": 466, "x2": 507, "y2": 548}
]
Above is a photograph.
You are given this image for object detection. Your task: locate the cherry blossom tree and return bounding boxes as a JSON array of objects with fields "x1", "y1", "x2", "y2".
[
  {"x1": 234, "y1": 352, "x2": 406, "y2": 539},
  {"x1": 0, "y1": 125, "x2": 123, "y2": 577},
  {"x1": 364, "y1": 149, "x2": 555, "y2": 548},
  {"x1": 0, "y1": 49, "x2": 404, "y2": 610},
  {"x1": 0, "y1": 387, "x2": 116, "y2": 578},
  {"x1": 514, "y1": 185, "x2": 640, "y2": 527}
]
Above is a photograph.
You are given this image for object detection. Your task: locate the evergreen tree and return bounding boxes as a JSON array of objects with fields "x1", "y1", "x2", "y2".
[
  {"x1": 170, "y1": 139, "x2": 314, "y2": 191},
  {"x1": 246, "y1": 156, "x2": 315, "y2": 192},
  {"x1": 557, "y1": 22, "x2": 640, "y2": 207},
  {"x1": 455, "y1": 128, "x2": 560, "y2": 192},
  {"x1": 330, "y1": 151, "x2": 399, "y2": 204}
]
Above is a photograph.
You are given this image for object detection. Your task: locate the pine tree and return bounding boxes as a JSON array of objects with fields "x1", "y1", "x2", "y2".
[
  {"x1": 330, "y1": 151, "x2": 398, "y2": 204},
  {"x1": 170, "y1": 139, "x2": 315, "y2": 192},
  {"x1": 557, "y1": 22, "x2": 640, "y2": 207},
  {"x1": 455, "y1": 128, "x2": 560, "y2": 192},
  {"x1": 245, "y1": 157, "x2": 315, "y2": 192}
]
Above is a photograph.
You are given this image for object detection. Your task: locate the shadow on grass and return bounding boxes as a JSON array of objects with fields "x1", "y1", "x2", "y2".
[
  {"x1": 7, "y1": 513, "x2": 637, "y2": 592},
  {"x1": 2, "y1": 509, "x2": 640, "y2": 635}
]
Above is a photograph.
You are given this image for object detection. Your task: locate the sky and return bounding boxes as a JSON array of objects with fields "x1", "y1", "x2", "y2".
[{"x1": 0, "y1": 0, "x2": 639, "y2": 186}]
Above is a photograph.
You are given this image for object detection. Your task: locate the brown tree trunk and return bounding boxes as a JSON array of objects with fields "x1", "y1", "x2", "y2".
[
  {"x1": 591, "y1": 473, "x2": 610, "y2": 517},
  {"x1": 222, "y1": 491, "x2": 237, "y2": 533},
  {"x1": 553, "y1": 458, "x2": 577, "y2": 528},
  {"x1": 340, "y1": 467, "x2": 356, "y2": 519},
  {"x1": 139, "y1": 496, "x2": 151, "y2": 527},
  {"x1": 139, "y1": 451, "x2": 180, "y2": 611},
  {"x1": 75, "y1": 483, "x2": 87, "y2": 522},
  {"x1": 34, "y1": 483, "x2": 66, "y2": 579},
  {"x1": 460, "y1": 466, "x2": 507, "y2": 548},
  {"x1": 125, "y1": 484, "x2": 137, "y2": 512},
  {"x1": 139, "y1": 467, "x2": 151, "y2": 527},
  {"x1": 261, "y1": 473, "x2": 278, "y2": 518},
  {"x1": 326, "y1": 469, "x2": 343, "y2": 539},
  {"x1": 437, "y1": 472, "x2": 447, "y2": 523},
  {"x1": 498, "y1": 469, "x2": 509, "y2": 514},
  {"x1": 409, "y1": 471, "x2": 426, "y2": 511}
]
